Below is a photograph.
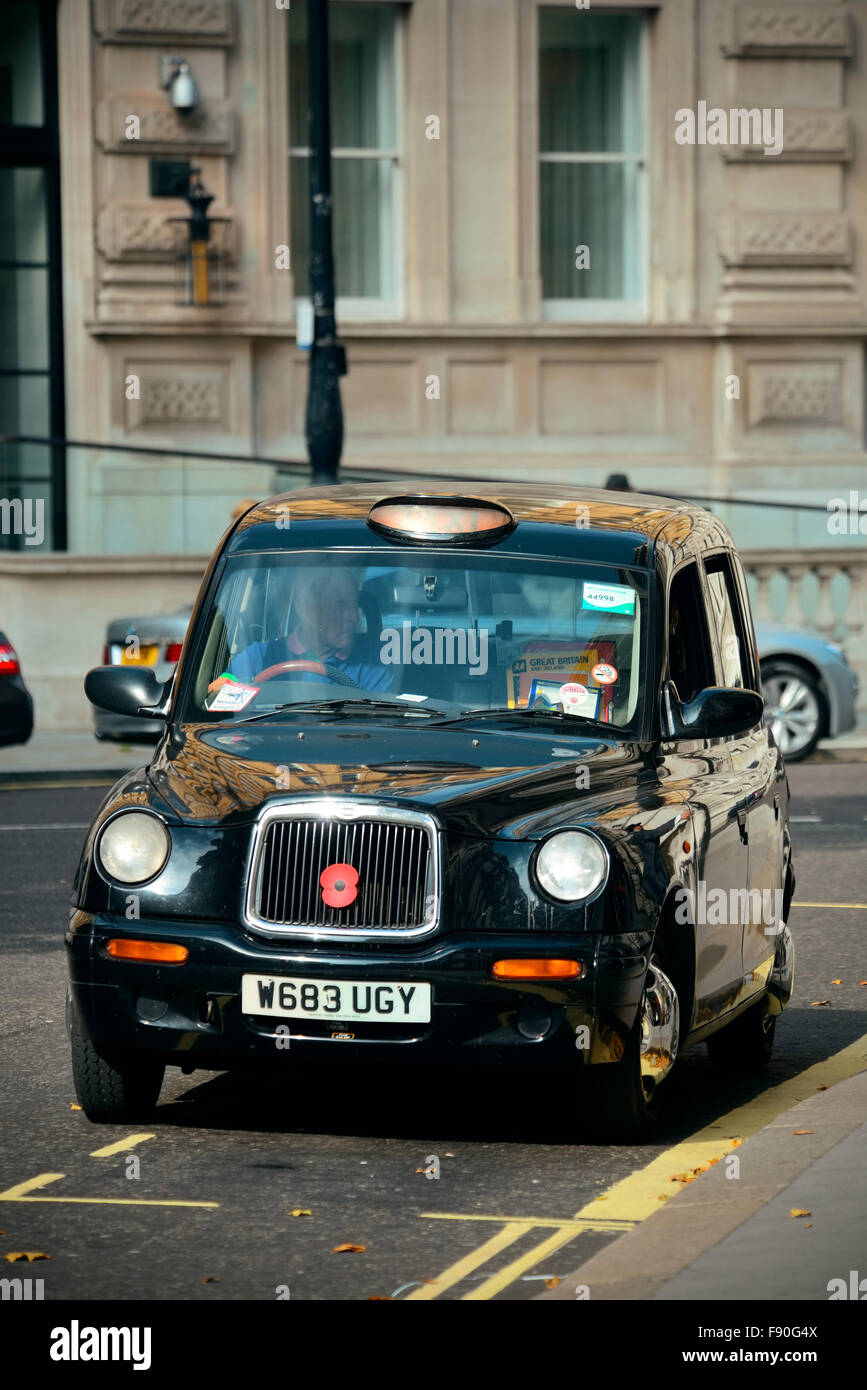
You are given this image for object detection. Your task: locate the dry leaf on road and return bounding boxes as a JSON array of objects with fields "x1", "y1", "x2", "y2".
[
  {"x1": 792, "y1": 1129, "x2": 814, "y2": 1136},
  {"x1": 4, "y1": 1252, "x2": 50, "y2": 1262},
  {"x1": 790, "y1": 1208, "x2": 811, "y2": 1219},
  {"x1": 290, "y1": 1209, "x2": 312, "y2": 1217},
  {"x1": 331, "y1": 1243, "x2": 365, "y2": 1254}
]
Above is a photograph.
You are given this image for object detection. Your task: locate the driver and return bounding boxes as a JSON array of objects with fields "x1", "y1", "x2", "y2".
[{"x1": 208, "y1": 567, "x2": 393, "y2": 696}]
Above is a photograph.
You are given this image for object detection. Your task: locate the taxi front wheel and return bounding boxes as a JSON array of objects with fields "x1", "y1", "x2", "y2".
[
  {"x1": 70, "y1": 1007, "x2": 164, "y2": 1124},
  {"x1": 582, "y1": 959, "x2": 680, "y2": 1143}
]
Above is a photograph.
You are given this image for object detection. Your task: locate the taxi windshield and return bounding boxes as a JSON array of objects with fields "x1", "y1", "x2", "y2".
[{"x1": 181, "y1": 551, "x2": 650, "y2": 733}]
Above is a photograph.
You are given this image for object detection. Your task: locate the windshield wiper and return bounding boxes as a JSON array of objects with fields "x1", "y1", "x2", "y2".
[
  {"x1": 437, "y1": 706, "x2": 623, "y2": 733},
  {"x1": 237, "y1": 697, "x2": 447, "y2": 723}
]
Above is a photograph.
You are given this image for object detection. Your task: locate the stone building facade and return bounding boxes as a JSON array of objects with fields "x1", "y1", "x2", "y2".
[{"x1": 1, "y1": 0, "x2": 866, "y2": 726}]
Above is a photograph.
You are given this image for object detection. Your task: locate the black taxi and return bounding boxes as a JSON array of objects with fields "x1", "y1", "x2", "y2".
[{"x1": 68, "y1": 485, "x2": 795, "y2": 1140}]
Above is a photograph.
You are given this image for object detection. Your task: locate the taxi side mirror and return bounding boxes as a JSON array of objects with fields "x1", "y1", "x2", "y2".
[
  {"x1": 664, "y1": 682, "x2": 764, "y2": 740},
  {"x1": 85, "y1": 665, "x2": 169, "y2": 720}
]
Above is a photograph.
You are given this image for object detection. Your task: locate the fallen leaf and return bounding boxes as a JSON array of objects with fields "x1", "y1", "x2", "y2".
[
  {"x1": 414, "y1": 1168, "x2": 426, "y2": 1175},
  {"x1": 202, "y1": 1276, "x2": 220, "y2": 1284},
  {"x1": 70, "y1": 1103, "x2": 81, "y2": 1111},
  {"x1": 4, "y1": 1252, "x2": 50, "y2": 1262},
  {"x1": 805, "y1": 1223, "x2": 813, "y2": 1228},
  {"x1": 367, "y1": 1296, "x2": 392, "y2": 1300},
  {"x1": 593, "y1": 1195, "x2": 607, "y2": 1201},
  {"x1": 817, "y1": 1084, "x2": 828, "y2": 1091},
  {"x1": 421, "y1": 1278, "x2": 438, "y2": 1285},
  {"x1": 790, "y1": 1208, "x2": 811, "y2": 1219},
  {"x1": 792, "y1": 1129, "x2": 814, "y2": 1136},
  {"x1": 859, "y1": 981, "x2": 867, "y2": 987},
  {"x1": 331, "y1": 1244, "x2": 365, "y2": 1254},
  {"x1": 290, "y1": 1209, "x2": 312, "y2": 1217},
  {"x1": 544, "y1": 1276, "x2": 561, "y2": 1288},
  {"x1": 444, "y1": 1153, "x2": 454, "y2": 1158},
  {"x1": 831, "y1": 979, "x2": 842, "y2": 985},
  {"x1": 810, "y1": 1000, "x2": 831, "y2": 1007}
]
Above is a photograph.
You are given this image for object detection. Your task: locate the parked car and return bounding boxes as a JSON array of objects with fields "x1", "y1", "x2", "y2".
[
  {"x1": 92, "y1": 609, "x2": 192, "y2": 741},
  {"x1": 756, "y1": 624, "x2": 858, "y2": 762},
  {"x1": 0, "y1": 631, "x2": 34, "y2": 746},
  {"x1": 69, "y1": 484, "x2": 795, "y2": 1141}
]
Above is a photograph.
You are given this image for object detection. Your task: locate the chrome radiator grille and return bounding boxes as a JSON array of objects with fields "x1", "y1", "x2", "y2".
[{"x1": 247, "y1": 803, "x2": 438, "y2": 939}]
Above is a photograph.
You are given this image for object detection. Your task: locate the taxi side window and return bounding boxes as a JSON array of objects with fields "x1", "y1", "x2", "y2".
[
  {"x1": 704, "y1": 554, "x2": 749, "y2": 690},
  {"x1": 668, "y1": 563, "x2": 714, "y2": 702}
]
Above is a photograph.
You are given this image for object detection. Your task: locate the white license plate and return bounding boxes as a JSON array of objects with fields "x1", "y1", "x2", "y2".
[{"x1": 241, "y1": 975, "x2": 432, "y2": 1023}]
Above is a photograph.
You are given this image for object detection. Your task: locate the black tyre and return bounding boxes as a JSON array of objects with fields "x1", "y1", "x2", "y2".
[
  {"x1": 70, "y1": 1006, "x2": 164, "y2": 1124},
  {"x1": 706, "y1": 996, "x2": 775, "y2": 1074},
  {"x1": 582, "y1": 959, "x2": 679, "y2": 1143},
  {"x1": 761, "y1": 659, "x2": 826, "y2": 762}
]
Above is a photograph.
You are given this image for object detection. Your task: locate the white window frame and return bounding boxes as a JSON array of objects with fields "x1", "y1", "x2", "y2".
[
  {"x1": 539, "y1": 8, "x2": 649, "y2": 323},
  {"x1": 289, "y1": 3, "x2": 405, "y2": 322}
]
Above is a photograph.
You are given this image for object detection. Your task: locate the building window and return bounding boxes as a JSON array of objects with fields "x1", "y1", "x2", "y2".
[
  {"x1": 538, "y1": 8, "x2": 645, "y2": 320},
  {"x1": 289, "y1": 1, "x2": 400, "y2": 314},
  {"x1": 0, "y1": 0, "x2": 65, "y2": 551}
]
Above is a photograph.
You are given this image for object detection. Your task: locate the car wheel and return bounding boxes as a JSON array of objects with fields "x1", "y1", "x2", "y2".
[
  {"x1": 582, "y1": 959, "x2": 679, "y2": 1143},
  {"x1": 706, "y1": 996, "x2": 775, "y2": 1074},
  {"x1": 761, "y1": 660, "x2": 826, "y2": 762},
  {"x1": 70, "y1": 1007, "x2": 164, "y2": 1124}
]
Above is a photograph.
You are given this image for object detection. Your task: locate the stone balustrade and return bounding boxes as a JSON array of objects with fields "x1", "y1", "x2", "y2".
[{"x1": 742, "y1": 550, "x2": 867, "y2": 712}]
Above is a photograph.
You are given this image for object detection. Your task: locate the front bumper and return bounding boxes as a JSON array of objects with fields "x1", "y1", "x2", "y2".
[{"x1": 66, "y1": 913, "x2": 653, "y2": 1071}]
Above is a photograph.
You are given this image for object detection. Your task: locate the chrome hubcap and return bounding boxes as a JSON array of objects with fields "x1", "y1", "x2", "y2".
[
  {"x1": 639, "y1": 961, "x2": 679, "y2": 1098},
  {"x1": 763, "y1": 674, "x2": 820, "y2": 757}
]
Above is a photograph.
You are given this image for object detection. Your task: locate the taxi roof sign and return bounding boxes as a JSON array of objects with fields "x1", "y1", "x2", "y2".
[{"x1": 367, "y1": 496, "x2": 515, "y2": 546}]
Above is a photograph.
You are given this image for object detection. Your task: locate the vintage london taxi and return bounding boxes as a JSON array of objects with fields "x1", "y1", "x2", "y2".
[{"x1": 68, "y1": 484, "x2": 795, "y2": 1140}]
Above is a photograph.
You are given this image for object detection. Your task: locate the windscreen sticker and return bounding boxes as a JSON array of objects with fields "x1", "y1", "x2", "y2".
[
  {"x1": 558, "y1": 682, "x2": 601, "y2": 718},
  {"x1": 209, "y1": 682, "x2": 260, "y2": 712},
  {"x1": 591, "y1": 662, "x2": 618, "y2": 686},
  {"x1": 582, "y1": 582, "x2": 635, "y2": 615}
]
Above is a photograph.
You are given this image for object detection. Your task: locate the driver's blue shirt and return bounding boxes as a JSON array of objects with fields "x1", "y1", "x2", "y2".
[{"x1": 229, "y1": 634, "x2": 393, "y2": 693}]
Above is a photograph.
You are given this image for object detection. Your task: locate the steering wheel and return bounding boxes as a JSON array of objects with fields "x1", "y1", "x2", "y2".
[{"x1": 252, "y1": 659, "x2": 361, "y2": 689}]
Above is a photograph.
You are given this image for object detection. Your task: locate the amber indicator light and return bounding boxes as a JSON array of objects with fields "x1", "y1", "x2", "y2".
[
  {"x1": 492, "y1": 959, "x2": 583, "y2": 980},
  {"x1": 106, "y1": 939, "x2": 189, "y2": 964}
]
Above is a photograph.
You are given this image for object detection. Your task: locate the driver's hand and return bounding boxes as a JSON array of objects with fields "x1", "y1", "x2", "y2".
[{"x1": 207, "y1": 675, "x2": 234, "y2": 695}]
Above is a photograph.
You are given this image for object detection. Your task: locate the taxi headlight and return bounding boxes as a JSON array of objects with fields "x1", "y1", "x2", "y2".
[
  {"x1": 97, "y1": 812, "x2": 170, "y2": 885},
  {"x1": 533, "y1": 830, "x2": 608, "y2": 903}
]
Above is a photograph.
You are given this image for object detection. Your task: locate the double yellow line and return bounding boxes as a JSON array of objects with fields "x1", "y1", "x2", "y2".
[{"x1": 407, "y1": 1033, "x2": 867, "y2": 1300}]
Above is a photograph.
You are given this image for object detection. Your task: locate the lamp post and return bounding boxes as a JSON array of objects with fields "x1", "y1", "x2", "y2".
[{"x1": 305, "y1": 0, "x2": 347, "y2": 487}]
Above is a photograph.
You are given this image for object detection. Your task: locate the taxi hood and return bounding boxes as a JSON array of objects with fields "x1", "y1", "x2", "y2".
[{"x1": 146, "y1": 720, "x2": 649, "y2": 839}]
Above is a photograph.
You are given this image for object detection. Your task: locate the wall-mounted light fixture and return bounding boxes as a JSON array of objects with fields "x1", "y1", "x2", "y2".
[
  {"x1": 166, "y1": 169, "x2": 229, "y2": 308},
  {"x1": 159, "y1": 56, "x2": 200, "y2": 116}
]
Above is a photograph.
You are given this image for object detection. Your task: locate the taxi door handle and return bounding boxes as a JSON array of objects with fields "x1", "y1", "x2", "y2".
[{"x1": 737, "y1": 807, "x2": 749, "y2": 844}]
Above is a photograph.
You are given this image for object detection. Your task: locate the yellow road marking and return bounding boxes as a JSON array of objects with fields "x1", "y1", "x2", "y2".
[
  {"x1": 793, "y1": 901, "x2": 867, "y2": 910},
  {"x1": 414, "y1": 1032, "x2": 867, "y2": 1300},
  {"x1": 405, "y1": 1223, "x2": 532, "y2": 1300},
  {"x1": 0, "y1": 1173, "x2": 65, "y2": 1199},
  {"x1": 89, "y1": 1133, "x2": 155, "y2": 1158},
  {"x1": 0, "y1": 1171, "x2": 217, "y2": 1209},
  {"x1": 464, "y1": 1225, "x2": 587, "y2": 1301},
  {"x1": 420, "y1": 1212, "x2": 634, "y2": 1232}
]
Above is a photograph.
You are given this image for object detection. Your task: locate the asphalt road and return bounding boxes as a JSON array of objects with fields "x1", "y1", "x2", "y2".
[{"x1": 0, "y1": 762, "x2": 864, "y2": 1301}]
